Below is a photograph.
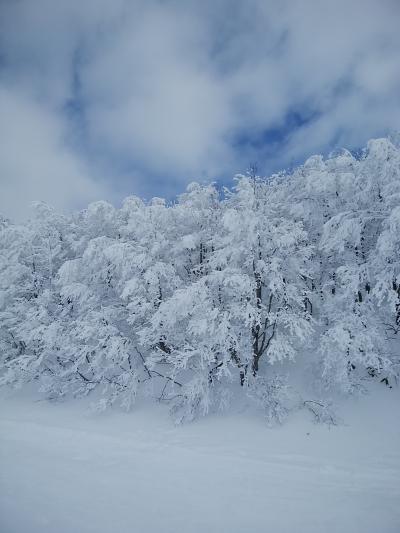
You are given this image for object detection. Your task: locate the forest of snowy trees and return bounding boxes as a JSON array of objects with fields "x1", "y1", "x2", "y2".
[{"x1": 1, "y1": 137, "x2": 399, "y2": 424}]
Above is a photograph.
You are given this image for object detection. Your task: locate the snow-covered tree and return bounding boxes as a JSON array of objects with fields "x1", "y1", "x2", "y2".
[{"x1": 1, "y1": 136, "x2": 399, "y2": 423}]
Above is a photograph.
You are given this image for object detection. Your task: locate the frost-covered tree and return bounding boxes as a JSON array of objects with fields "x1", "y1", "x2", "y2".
[
  {"x1": 141, "y1": 175, "x2": 313, "y2": 421},
  {"x1": 289, "y1": 139, "x2": 400, "y2": 391},
  {"x1": 0, "y1": 203, "x2": 73, "y2": 388},
  {"x1": 1, "y1": 136, "x2": 399, "y2": 423}
]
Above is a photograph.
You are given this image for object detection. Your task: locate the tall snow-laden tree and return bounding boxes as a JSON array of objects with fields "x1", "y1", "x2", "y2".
[
  {"x1": 0, "y1": 203, "x2": 73, "y2": 390},
  {"x1": 1, "y1": 136, "x2": 399, "y2": 422},
  {"x1": 215, "y1": 175, "x2": 313, "y2": 379},
  {"x1": 291, "y1": 139, "x2": 400, "y2": 391},
  {"x1": 141, "y1": 176, "x2": 313, "y2": 421}
]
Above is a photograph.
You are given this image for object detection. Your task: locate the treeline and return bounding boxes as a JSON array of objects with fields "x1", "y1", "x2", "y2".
[{"x1": 0, "y1": 137, "x2": 399, "y2": 423}]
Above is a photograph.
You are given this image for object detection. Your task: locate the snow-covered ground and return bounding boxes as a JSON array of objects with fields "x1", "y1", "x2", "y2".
[{"x1": 1, "y1": 387, "x2": 399, "y2": 533}]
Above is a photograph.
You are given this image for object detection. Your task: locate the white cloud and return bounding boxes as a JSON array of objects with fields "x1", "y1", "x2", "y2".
[
  {"x1": 0, "y1": 0, "x2": 399, "y2": 218},
  {"x1": 0, "y1": 87, "x2": 111, "y2": 220},
  {"x1": 82, "y1": 8, "x2": 233, "y2": 175}
]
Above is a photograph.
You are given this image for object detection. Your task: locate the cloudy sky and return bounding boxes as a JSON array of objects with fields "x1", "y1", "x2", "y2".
[{"x1": 0, "y1": 0, "x2": 399, "y2": 219}]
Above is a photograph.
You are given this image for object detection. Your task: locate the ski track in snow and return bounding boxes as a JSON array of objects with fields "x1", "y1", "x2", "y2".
[{"x1": 1, "y1": 390, "x2": 399, "y2": 533}]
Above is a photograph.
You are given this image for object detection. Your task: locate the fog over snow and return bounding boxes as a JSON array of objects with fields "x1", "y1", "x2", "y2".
[{"x1": 0, "y1": 0, "x2": 399, "y2": 219}]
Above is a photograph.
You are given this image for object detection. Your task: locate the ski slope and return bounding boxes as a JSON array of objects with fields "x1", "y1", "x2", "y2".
[{"x1": 1, "y1": 387, "x2": 399, "y2": 533}]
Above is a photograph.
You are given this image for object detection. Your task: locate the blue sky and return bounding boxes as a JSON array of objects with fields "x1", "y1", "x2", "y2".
[{"x1": 0, "y1": 0, "x2": 399, "y2": 219}]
